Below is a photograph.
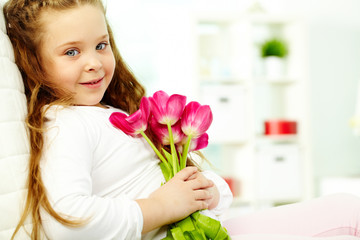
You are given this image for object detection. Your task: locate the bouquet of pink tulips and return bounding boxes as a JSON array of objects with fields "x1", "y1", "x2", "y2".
[{"x1": 109, "y1": 90, "x2": 230, "y2": 240}]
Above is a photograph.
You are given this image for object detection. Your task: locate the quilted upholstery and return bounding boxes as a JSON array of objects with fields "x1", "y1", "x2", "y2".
[{"x1": 0, "y1": 4, "x2": 33, "y2": 239}]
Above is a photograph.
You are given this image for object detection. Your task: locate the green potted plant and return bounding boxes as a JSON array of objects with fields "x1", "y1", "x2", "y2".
[
  {"x1": 260, "y1": 38, "x2": 288, "y2": 79},
  {"x1": 261, "y1": 38, "x2": 288, "y2": 58}
]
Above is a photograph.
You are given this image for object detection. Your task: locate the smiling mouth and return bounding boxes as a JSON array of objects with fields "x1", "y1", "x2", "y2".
[{"x1": 80, "y1": 77, "x2": 103, "y2": 85}]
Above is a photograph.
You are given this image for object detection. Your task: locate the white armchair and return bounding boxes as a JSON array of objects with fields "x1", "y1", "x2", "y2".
[{"x1": 0, "y1": 3, "x2": 33, "y2": 239}]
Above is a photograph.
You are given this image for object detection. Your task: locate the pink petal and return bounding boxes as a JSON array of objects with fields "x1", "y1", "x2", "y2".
[
  {"x1": 109, "y1": 98, "x2": 151, "y2": 137},
  {"x1": 190, "y1": 133, "x2": 209, "y2": 151},
  {"x1": 181, "y1": 101, "x2": 200, "y2": 129},
  {"x1": 181, "y1": 101, "x2": 213, "y2": 137},
  {"x1": 139, "y1": 97, "x2": 151, "y2": 123},
  {"x1": 126, "y1": 111, "x2": 146, "y2": 133},
  {"x1": 165, "y1": 94, "x2": 186, "y2": 125},
  {"x1": 150, "y1": 119, "x2": 170, "y2": 145},
  {"x1": 149, "y1": 96, "x2": 166, "y2": 124},
  {"x1": 171, "y1": 121, "x2": 186, "y2": 144},
  {"x1": 153, "y1": 90, "x2": 170, "y2": 105},
  {"x1": 192, "y1": 105, "x2": 213, "y2": 135},
  {"x1": 150, "y1": 91, "x2": 186, "y2": 125},
  {"x1": 109, "y1": 112, "x2": 136, "y2": 136},
  {"x1": 183, "y1": 101, "x2": 200, "y2": 120},
  {"x1": 150, "y1": 119, "x2": 184, "y2": 145}
]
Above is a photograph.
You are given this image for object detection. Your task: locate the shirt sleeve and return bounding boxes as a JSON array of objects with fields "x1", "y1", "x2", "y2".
[
  {"x1": 201, "y1": 170, "x2": 233, "y2": 216},
  {"x1": 40, "y1": 108, "x2": 143, "y2": 240}
]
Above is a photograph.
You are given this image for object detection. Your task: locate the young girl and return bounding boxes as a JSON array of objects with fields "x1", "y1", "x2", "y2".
[{"x1": 4, "y1": 0, "x2": 232, "y2": 239}]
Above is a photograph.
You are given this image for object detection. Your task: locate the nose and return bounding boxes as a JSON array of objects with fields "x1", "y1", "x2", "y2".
[{"x1": 85, "y1": 52, "x2": 102, "y2": 72}]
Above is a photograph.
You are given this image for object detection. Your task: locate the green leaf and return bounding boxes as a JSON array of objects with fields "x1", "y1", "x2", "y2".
[
  {"x1": 159, "y1": 162, "x2": 171, "y2": 182},
  {"x1": 180, "y1": 135, "x2": 192, "y2": 170},
  {"x1": 170, "y1": 227, "x2": 187, "y2": 240},
  {"x1": 214, "y1": 225, "x2": 230, "y2": 240},
  {"x1": 167, "y1": 122, "x2": 180, "y2": 175},
  {"x1": 176, "y1": 216, "x2": 195, "y2": 232},
  {"x1": 183, "y1": 232, "x2": 193, "y2": 240},
  {"x1": 161, "y1": 228, "x2": 174, "y2": 240},
  {"x1": 190, "y1": 222, "x2": 207, "y2": 240},
  {"x1": 162, "y1": 148, "x2": 173, "y2": 165},
  {"x1": 191, "y1": 212, "x2": 221, "y2": 239},
  {"x1": 141, "y1": 131, "x2": 171, "y2": 174}
]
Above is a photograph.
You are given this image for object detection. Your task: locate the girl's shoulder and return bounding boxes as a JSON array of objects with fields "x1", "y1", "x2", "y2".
[
  {"x1": 43, "y1": 105, "x2": 127, "y2": 146},
  {"x1": 45, "y1": 104, "x2": 123, "y2": 119},
  {"x1": 44, "y1": 104, "x2": 124, "y2": 130}
]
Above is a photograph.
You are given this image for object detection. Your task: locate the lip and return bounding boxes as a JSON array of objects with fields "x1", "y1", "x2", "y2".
[{"x1": 80, "y1": 77, "x2": 104, "y2": 89}]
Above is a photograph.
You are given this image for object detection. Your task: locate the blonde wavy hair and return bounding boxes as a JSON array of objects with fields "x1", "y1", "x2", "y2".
[{"x1": 4, "y1": 0, "x2": 145, "y2": 239}]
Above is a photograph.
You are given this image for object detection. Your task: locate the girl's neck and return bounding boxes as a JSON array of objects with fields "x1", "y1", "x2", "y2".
[{"x1": 74, "y1": 103, "x2": 109, "y2": 109}]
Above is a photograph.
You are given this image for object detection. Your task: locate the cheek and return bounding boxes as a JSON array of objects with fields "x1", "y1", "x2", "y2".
[
  {"x1": 105, "y1": 53, "x2": 116, "y2": 78},
  {"x1": 43, "y1": 57, "x2": 75, "y2": 86},
  {"x1": 47, "y1": 66, "x2": 79, "y2": 91}
]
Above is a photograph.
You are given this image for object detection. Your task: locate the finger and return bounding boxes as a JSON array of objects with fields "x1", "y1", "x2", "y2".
[
  {"x1": 186, "y1": 171, "x2": 199, "y2": 181},
  {"x1": 188, "y1": 177, "x2": 214, "y2": 190},
  {"x1": 194, "y1": 189, "x2": 213, "y2": 201},
  {"x1": 194, "y1": 199, "x2": 209, "y2": 211},
  {"x1": 174, "y1": 166, "x2": 198, "y2": 181}
]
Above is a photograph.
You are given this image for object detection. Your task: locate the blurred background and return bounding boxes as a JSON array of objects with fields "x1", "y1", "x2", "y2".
[{"x1": 106, "y1": 0, "x2": 360, "y2": 215}]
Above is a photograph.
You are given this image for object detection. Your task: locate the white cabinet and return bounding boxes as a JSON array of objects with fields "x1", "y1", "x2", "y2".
[
  {"x1": 255, "y1": 143, "x2": 302, "y2": 202},
  {"x1": 200, "y1": 83, "x2": 247, "y2": 144},
  {"x1": 195, "y1": 12, "x2": 311, "y2": 207}
]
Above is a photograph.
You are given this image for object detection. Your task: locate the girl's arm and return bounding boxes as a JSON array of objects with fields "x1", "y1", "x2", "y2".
[{"x1": 42, "y1": 109, "x2": 145, "y2": 239}]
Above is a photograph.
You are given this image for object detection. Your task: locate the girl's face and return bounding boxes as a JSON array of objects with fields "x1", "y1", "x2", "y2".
[{"x1": 40, "y1": 4, "x2": 115, "y2": 107}]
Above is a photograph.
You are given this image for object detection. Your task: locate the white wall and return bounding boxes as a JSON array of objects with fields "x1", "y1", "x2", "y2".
[{"x1": 308, "y1": 21, "x2": 360, "y2": 179}]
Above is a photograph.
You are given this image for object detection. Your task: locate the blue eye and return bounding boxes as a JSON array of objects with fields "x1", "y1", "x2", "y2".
[
  {"x1": 65, "y1": 49, "x2": 79, "y2": 56},
  {"x1": 96, "y1": 43, "x2": 107, "y2": 50}
]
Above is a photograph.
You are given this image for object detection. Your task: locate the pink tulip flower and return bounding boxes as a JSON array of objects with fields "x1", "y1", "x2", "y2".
[
  {"x1": 150, "y1": 119, "x2": 185, "y2": 145},
  {"x1": 149, "y1": 90, "x2": 186, "y2": 126},
  {"x1": 189, "y1": 133, "x2": 209, "y2": 151},
  {"x1": 181, "y1": 101, "x2": 213, "y2": 138},
  {"x1": 177, "y1": 133, "x2": 209, "y2": 153},
  {"x1": 109, "y1": 97, "x2": 150, "y2": 137}
]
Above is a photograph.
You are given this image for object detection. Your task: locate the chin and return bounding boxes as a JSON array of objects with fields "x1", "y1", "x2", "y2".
[{"x1": 75, "y1": 94, "x2": 105, "y2": 106}]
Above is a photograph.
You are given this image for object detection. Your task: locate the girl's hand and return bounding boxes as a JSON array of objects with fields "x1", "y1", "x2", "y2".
[
  {"x1": 186, "y1": 170, "x2": 220, "y2": 210},
  {"x1": 136, "y1": 167, "x2": 214, "y2": 233}
]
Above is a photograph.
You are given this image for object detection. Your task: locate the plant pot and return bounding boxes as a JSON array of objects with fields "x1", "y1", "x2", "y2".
[{"x1": 263, "y1": 56, "x2": 286, "y2": 79}]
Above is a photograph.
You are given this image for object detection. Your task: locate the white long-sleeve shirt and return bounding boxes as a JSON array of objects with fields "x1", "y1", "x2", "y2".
[{"x1": 40, "y1": 105, "x2": 233, "y2": 240}]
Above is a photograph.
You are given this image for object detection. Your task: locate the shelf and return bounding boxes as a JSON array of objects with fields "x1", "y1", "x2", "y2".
[
  {"x1": 199, "y1": 76, "x2": 297, "y2": 85},
  {"x1": 253, "y1": 76, "x2": 297, "y2": 85},
  {"x1": 199, "y1": 77, "x2": 247, "y2": 84},
  {"x1": 195, "y1": 12, "x2": 310, "y2": 205},
  {"x1": 256, "y1": 134, "x2": 299, "y2": 144}
]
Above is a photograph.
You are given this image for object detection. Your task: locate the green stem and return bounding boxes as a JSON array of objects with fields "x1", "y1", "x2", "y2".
[
  {"x1": 140, "y1": 131, "x2": 171, "y2": 174},
  {"x1": 167, "y1": 122, "x2": 179, "y2": 175},
  {"x1": 181, "y1": 135, "x2": 192, "y2": 170}
]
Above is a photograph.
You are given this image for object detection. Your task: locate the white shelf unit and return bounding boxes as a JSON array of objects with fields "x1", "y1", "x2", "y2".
[{"x1": 195, "y1": 12, "x2": 312, "y2": 209}]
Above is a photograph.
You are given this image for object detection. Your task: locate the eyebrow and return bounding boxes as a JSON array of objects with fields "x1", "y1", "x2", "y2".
[{"x1": 56, "y1": 34, "x2": 109, "y2": 49}]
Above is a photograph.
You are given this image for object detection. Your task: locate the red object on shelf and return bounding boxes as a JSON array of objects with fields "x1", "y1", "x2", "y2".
[{"x1": 264, "y1": 120, "x2": 297, "y2": 135}]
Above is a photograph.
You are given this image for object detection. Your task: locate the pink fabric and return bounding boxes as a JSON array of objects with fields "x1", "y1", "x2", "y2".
[{"x1": 224, "y1": 194, "x2": 360, "y2": 237}]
